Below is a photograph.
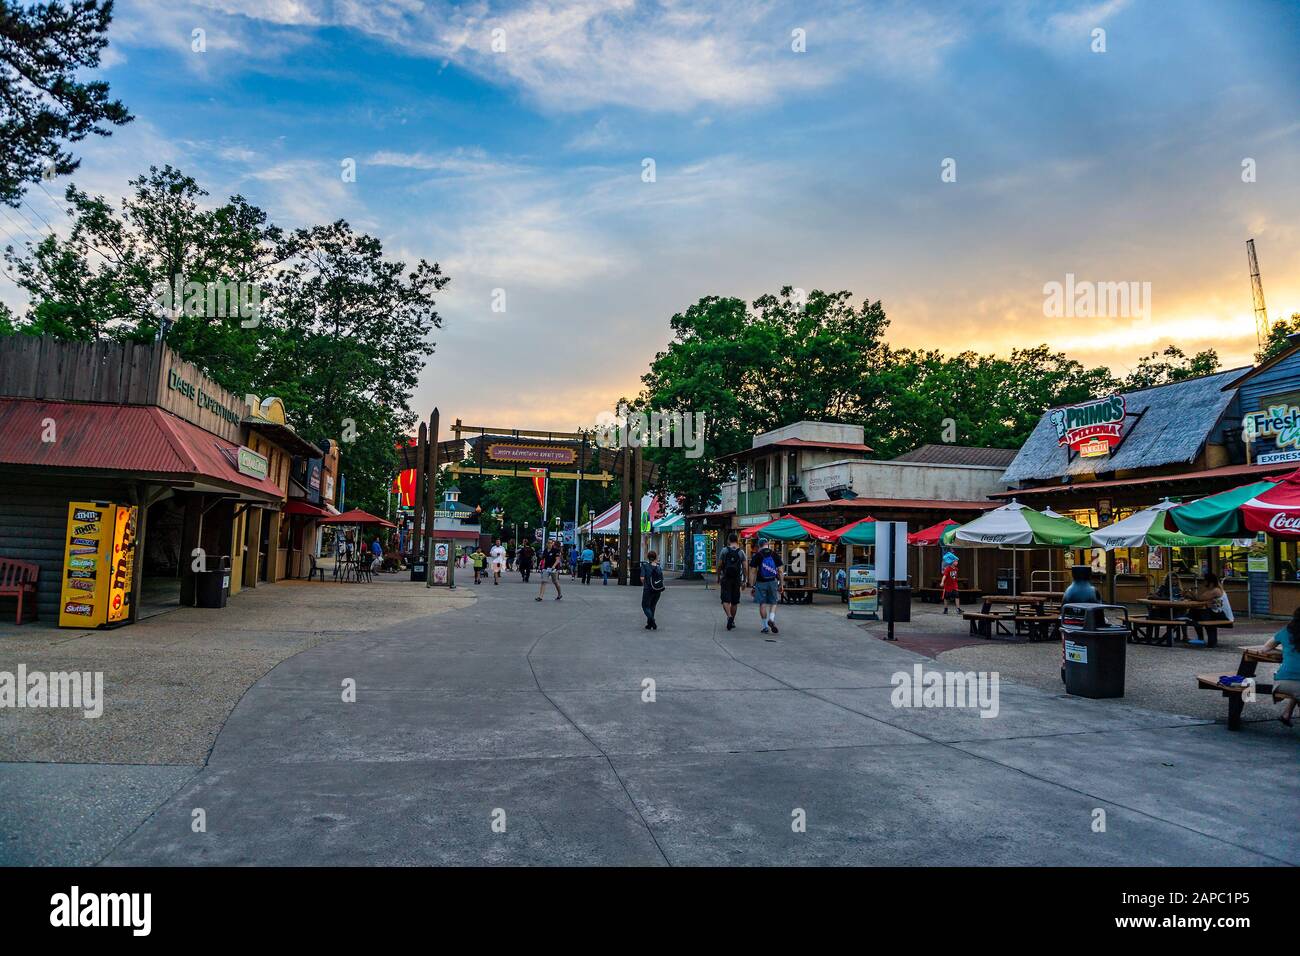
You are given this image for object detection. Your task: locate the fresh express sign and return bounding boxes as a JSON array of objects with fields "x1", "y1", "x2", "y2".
[{"x1": 1051, "y1": 395, "x2": 1126, "y2": 456}]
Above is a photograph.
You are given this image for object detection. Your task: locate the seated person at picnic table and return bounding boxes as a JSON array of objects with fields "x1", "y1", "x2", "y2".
[
  {"x1": 1262, "y1": 608, "x2": 1300, "y2": 727},
  {"x1": 1186, "y1": 572, "x2": 1232, "y2": 641}
]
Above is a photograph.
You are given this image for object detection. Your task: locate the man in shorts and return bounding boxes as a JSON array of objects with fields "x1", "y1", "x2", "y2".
[
  {"x1": 748, "y1": 536, "x2": 784, "y2": 634},
  {"x1": 717, "y1": 532, "x2": 746, "y2": 630},
  {"x1": 488, "y1": 538, "x2": 506, "y2": 585}
]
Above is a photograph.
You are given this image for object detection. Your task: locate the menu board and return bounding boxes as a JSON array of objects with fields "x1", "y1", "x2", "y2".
[
  {"x1": 58, "y1": 501, "x2": 113, "y2": 628},
  {"x1": 847, "y1": 565, "x2": 878, "y2": 619}
]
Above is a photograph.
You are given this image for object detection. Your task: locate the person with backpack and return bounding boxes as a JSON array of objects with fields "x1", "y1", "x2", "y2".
[
  {"x1": 717, "y1": 532, "x2": 746, "y2": 630},
  {"x1": 535, "y1": 541, "x2": 563, "y2": 601},
  {"x1": 749, "y1": 536, "x2": 784, "y2": 634},
  {"x1": 640, "y1": 550, "x2": 665, "y2": 630},
  {"x1": 517, "y1": 542, "x2": 534, "y2": 582}
]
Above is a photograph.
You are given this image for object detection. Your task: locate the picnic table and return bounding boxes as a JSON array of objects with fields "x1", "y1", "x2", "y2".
[
  {"x1": 964, "y1": 594, "x2": 1054, "y2": 640},
  {"x1": 1131, "y1": 598, "x2": 1208, "y2": 647},
  {"x1": 1195, "y1": 644, "x2": 1285, "y2": 730}
]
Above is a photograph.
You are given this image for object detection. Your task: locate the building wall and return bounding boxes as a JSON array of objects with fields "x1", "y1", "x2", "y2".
[
  {"x1": 0, "y1": 472, "x2": 132, "y2": 621},
  {"x1": 802, "y1": 459, "x2": 1008, "y2": 502},
  {"x1": 754, "y1": 421, "x2": 866, "y2": 447}
]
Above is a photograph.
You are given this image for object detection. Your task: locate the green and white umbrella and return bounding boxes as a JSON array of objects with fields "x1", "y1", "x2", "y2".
[
  {"x1": 1089, "y1": 499, "x2": 1244, "y2": 550},
  {"x1": 949, "y1": 500, "x2": 1093, "y2": 548}
]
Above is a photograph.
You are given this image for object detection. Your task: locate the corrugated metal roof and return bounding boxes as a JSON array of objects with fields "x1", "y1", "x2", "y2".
[
  {"x1": 719, "y1": 437, "x2": 873, "y2": 461},
  {"x1": 894, "y1": 444, "x2": 1019, "y2": 467},
  {"x1": 0, "y1": 398, "x2": 284, "y2": 498},
  {"x1": 784, "y1": 497, "x2": 996, "y2": 512},
  {"x1": 989, "y1": 461, "x2": 1294, "y2": 497},
  {"x1": 1001, "y1": 368, "x2": 1247, "y2": 483}
]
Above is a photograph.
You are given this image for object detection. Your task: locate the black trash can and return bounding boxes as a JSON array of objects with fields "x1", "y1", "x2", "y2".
[
  {"x1": 409, "y1": 560, "x2": 427, "y2": 582},
  {"x1": 881, "y1": 583, "x2": 912, "y2": 622},
  {"x1": 1059, "y1": 602, "x2": 1130, "y2": 698},
  {"x1": 193, "y1": 556, "x2": 231, "y2": 608}
]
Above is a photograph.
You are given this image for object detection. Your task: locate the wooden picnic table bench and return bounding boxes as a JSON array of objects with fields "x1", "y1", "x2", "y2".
[
  {"x1": 1014, "y1": 613, "x2": 1060, "y2": 643},
  {"x1": 1195, "y1": 644, "x2": 1284, "y2": 730},
  {"x1": 963, "y1": 610, "x2": 1013, "y2": 638},
  {"x1": 0, "y1": 557, "x2": 39, "y2": 624},
  {"x1": 780, "y1": 584, "x2": 815, "y2": 605}
]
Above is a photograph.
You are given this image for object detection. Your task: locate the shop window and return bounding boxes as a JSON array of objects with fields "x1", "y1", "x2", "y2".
[
  {"x1": 1112, "y1": 547, "x2": 1145, "y2": 576},
  {"x1": 1218, "y1": 546, "x2": 1249, "y2": 580},
  {"x1": 1276, "y1": 540, "x2": 1300, "y2": 582}
]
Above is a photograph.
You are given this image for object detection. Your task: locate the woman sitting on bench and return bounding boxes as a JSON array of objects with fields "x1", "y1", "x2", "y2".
[
  {"x1": 1262, "y1": 609, "x2": 1300, "y2": 728},
  {"x1": 1186, "y1": 572, "x2": 1232, "y2": 642}
]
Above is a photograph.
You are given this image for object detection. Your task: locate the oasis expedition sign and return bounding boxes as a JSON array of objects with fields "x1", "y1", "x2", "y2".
[
  {"x1": 1051, "y1": 394, "x2": 1126, "y2": 458},
  {"x1": 163, "y1": 367, "x2": 245, "y2": 439}
]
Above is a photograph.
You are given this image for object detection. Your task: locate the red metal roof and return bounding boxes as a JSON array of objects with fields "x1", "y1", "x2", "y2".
[
  {"x1": 990, "y1": 461, "x2": 1296, "y2": 498},
  {"x1": 0, "y1": 398, "x2": 284, "y2": 499}
]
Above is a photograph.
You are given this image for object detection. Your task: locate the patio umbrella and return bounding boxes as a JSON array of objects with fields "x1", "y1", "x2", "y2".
[
  {"x1": 908, "y1": 519, "x2": 958, "y2": 546},
  {"x1": 1091, "y1": 500, "x2": 1239, "y2": 549},
  {"x1": 949, "y1": 501, "x2": 1091, "y2": 595},
  {"x1": 825, "y1": 516, "x2": 877, "y2": 546},
  {"x1": 318, "y1": 508, "x2": 397, "y2": 528},
  {"x1": 1164, "y1": 475, "x2": 1287, "y2": 538},
  {"x1": 950, "y1": 500, "x2": 1092, "y2": 548},
  {"x1": 739, "y1": 514, "x2": 834, "y2": 541}
]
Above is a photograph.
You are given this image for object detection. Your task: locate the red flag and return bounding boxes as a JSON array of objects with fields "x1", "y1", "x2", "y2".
[
  {"x1": 390, "y1": 468, "x2": 416, "y2": 507},
  {"x1": 529, "y1": 467, "x2": 547, "y2": 509}
]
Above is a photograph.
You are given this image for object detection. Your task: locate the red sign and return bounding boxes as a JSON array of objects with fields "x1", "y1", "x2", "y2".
[{"x1": 1051, "y1": 395, "x2": 1126, "y2": 455}]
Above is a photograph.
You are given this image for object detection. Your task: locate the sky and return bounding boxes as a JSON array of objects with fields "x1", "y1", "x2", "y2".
[{"x1": 2, "y1": 0, "x2": 1299, "y2": 432}]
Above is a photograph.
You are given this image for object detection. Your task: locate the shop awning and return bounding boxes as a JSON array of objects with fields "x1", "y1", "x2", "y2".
[
  {"x1": 652, "y1": 513, "x2": 685, "y2": 532},
  {"x1": 0, "y1": 398, "x2": 283, "y2": 500},
  {"x1": 740, "y1": 514, "x2": 834, "y2": 541},
  {"x1": 319, "y1": 508, "x2": 396, "y2": 528},
  {"x1": 285, "y1": 500, "x2": 329, "y2": 517}
]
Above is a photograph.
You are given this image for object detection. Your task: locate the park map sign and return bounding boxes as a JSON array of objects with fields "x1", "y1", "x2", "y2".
[{"x1": 1051, "y1": 395, "x2": 1127, "y2": 458}]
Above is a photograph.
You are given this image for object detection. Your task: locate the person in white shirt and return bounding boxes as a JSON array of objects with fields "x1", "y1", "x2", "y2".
[{"x1": 488, "y1": 540, "x2": 507, "y2": 585}]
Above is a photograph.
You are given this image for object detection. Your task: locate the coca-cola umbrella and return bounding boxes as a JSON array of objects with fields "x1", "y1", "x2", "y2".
[{"x1": 1164, "y1": 473, "x2": 1291, "y2": 538}]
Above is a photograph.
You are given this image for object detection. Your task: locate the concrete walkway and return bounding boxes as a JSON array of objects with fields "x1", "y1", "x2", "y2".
[{"x1": 81, "y1": 575, "x2": 1295, "y2": 866}]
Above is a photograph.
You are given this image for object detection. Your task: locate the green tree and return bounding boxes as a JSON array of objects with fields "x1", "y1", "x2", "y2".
[
  {"x1": 259, "y1": 219, "x2": 449, "y2": 514},
  {"x1": 1257, "y1": 314, "x2": 1300, "y2": 363},
  {"x1": 7, "y1": 165, "x2": 287, "y2": 384},
  {"x1": 0, "y1": 0, "x2": 131, "y2": 206},
  {"x1": 1120, "y1": 345, "x2": 1219, "y2": 390}
]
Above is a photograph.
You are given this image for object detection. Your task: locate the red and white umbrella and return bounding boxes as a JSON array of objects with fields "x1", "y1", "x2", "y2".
[{"x1": 1238, "y1": 469, "x2": 1300, "y2": 536}]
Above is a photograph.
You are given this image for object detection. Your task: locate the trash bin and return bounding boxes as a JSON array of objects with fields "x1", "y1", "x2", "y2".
[
  {"x1": 409, "y1": 560, "x2": 427, "y2": 582},
  {"x1": 881, "y1": 583, "x2": 911, "y2": 622},
  {"x1": 194, "y1": 555, "x2": 231, "y2": 608},
  {"x1": 1059, "y1": 602, "x2": 1129, "y2": 698}
]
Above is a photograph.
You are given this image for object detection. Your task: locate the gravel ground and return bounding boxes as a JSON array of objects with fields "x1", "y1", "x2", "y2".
[
  {"x1": 838, "y1": 600, "x2": 1297, "y2": 739},
  {"x1": 0, "y1": 575, "x2": 475, "y2": 765}
]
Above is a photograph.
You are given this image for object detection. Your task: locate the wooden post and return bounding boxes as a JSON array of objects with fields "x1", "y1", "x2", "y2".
[
  {"x1": 631, "y1": 446, "x2": 644, "y2": 586},
  {"x1": 413, "y1": 423, "x2": 427, "y2": 565},
  {"x1": 426, "y1": 409, "x2": 440, "y2": 588},
  {"x1": 618, "y1": 444, "x2": 630, "y2": 585}
]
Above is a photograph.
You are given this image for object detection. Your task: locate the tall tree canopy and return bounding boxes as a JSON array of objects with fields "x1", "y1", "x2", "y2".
[
  {"x1": 0, "y1": 0, "x2": 131, "y2": 206},
  {"x1": 3, "y1": 165, "x2": 449, "y2": 514},
  {"x1": 633, "y1": 287, "x2": 1212, "y2": 514}
]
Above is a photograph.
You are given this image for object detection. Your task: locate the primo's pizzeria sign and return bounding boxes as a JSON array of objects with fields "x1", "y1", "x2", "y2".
[{"x1": 1051, "y1": 395, "x2": 1126, "y2": 458}]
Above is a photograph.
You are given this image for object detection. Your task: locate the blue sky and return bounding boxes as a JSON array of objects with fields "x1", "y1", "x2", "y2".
[{"x1": 3, "y1": 0, "x2": 1299, "y2": 429}]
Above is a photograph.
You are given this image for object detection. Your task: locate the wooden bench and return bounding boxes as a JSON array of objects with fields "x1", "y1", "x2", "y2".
[
  {"x1": 0, "y1": 557, "x2": 39, "y2": 624},
  {"x1": 963, "y1": 611, "x2": 1012, "y2": 638},
  {"x1": 1128, "y1": 616, "x2": 1186, "y2": 647},
  {"x1": 1185, "y1": 618, "x2": 1233, "y2": 648},
  {"x1": 1195, "y1": 644, "x2": 1283, "y2": 730},
  {"x1": 780, "y1": 585, "x2": 815, "y2": 605},
  {"x1": 1014, "y1": 614, "x2": 1059, "y2": 643}
]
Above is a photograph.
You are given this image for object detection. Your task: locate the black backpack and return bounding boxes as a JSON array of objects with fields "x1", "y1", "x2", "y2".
[{"x1": 720, "y1": 547, "x2": 744, "y2": 577}]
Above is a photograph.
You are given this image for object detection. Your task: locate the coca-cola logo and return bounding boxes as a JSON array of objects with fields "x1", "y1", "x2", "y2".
[{"x1": 1268, "y1": 512, "x2": 1300, "y2": 532}]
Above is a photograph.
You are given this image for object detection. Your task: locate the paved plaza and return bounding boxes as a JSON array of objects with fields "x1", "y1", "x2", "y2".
[{"x1": 2, "y1": 575, "x2": 1295, "y2": 867}]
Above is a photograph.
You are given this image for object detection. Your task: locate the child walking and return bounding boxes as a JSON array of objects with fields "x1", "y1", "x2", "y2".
[{"x1": 641, "y1": 550, "x2": 665, "y2": 630}]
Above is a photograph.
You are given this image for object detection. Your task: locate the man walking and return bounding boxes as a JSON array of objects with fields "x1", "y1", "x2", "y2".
[
  {"x1": 717, "y1": 532, "x2": 745, "y2": 630},
  {"x1": 640, "y1": 550, "x2": 664, "y2": 629},
  {"x1": 489, "y1": 538, "x2": 506, "y2": 585},
  {"x1": 748, "y1": 536, "x2": 784, "y2": 634},
  {"x1": 517, "y1": 542, "x2": 533, "y2": 582},
  {"x1": 579, "y1": 543, "x2": 594, "y2": 584},
  {"x1": 535, "y1": 541, "x2": 563, "y2": 601}
]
